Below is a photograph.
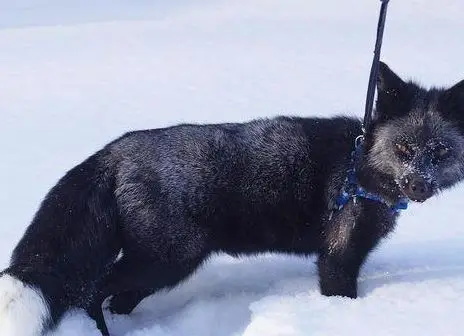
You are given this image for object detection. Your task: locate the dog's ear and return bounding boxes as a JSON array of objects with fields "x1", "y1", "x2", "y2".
[
  {"x1": 377, "y1": 62, "x2": 406, "y2": 98},
  {"x1": 442, "y1": 78, "x2": 464, "y2": 129},
  {"x1": 446, "y1": 79, "x2": 464, "y2": 101},
  {"x1": 374, "y1": 62, "x2": 411, "y2": 122}
]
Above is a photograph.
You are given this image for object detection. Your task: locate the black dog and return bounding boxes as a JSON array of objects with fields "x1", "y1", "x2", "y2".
[{"x1": 1, "y1": 62, "x2": 464, "y2": 336}]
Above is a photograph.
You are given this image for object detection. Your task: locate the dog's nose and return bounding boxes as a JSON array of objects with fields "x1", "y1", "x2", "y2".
[{"x1": 401, "y1": 175, "x2": 434, "y2": 202}]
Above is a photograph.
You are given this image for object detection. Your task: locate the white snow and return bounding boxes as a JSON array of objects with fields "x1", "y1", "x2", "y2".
[{"x1": 1, "y1": 0, "x2": 464, "y2": 335}]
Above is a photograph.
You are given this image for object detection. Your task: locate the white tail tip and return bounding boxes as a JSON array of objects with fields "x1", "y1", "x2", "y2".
[{"x1": 0, "y1": 274, "x2": 50, "y2": 336}]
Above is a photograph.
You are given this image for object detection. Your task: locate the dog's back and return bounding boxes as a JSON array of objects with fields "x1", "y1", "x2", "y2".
[{"x1": 109, "y1": 117, "x2": 361, "y2": 256}]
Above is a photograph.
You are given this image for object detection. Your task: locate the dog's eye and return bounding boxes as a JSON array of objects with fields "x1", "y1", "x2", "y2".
[
  {"x1": 395, "y1": 143, "x2": 414, "y2": 159},
  {"x1": 436, "y1": 146, "x2": 450, "y2": 158},
  {"x1": 432, "y1": 145, "x2": 451, "y2": 164}
]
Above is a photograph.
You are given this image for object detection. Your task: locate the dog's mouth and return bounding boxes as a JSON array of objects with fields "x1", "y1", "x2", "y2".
[
  {"x1": 398, "y1": 176, "x2": 435, "y2": 203},
  {"x1": 400, "y1": 190, "x2": 428, "y2": 203}
]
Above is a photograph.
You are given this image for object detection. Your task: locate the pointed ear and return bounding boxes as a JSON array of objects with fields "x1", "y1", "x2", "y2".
[
  {"x1": 374, "y1": 62, "x2": 412, "y2": 123},
  {"x1": 442, "y1": 78, "x2": 464, "y2": 129},
  {"x1": 377, "y1": 62, "x2": 406, "y2": 95},
  {"x1": 447, "y1": 79, "x2": 464, "y2": 99}
]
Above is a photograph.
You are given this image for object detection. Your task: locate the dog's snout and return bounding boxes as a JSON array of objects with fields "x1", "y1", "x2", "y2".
[
  {"x1": 409, "y1": 178, "x2": 430, "y2": 198},
  {"x1": 401, "y1": 175, "x2": 434, "y2": 202}
]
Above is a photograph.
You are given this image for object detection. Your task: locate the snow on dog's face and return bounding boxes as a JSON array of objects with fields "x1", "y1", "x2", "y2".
[{"x1": 367, "y1": 62, "x2": 464, "y2": 202}]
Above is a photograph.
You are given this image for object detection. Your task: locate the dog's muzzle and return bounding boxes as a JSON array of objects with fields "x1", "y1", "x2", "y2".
[{"x1": 400, "y1": 175, "x2": 434, "y2": 202}]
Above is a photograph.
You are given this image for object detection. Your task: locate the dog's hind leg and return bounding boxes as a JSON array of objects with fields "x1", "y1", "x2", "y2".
[
  {"x1": 87, "y1": 300, "x2": 110, "y2": 336},
  {"x1": 103, "y1": 250, "x2": 207, "y2": 305},
  {"x1": 100, "y1": 178, "x2": 212, "y2": 315}
]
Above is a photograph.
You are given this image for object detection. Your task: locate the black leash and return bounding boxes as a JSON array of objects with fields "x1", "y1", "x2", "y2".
[
  {"x1": 362, "y1": 0, "x2": 391, "y2": 134},
  {"x1": 329, "y1": 0, "x2": 404, "y2": 220}
]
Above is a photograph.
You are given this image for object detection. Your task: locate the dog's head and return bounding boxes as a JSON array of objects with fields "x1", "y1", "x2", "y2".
[{"x1": 366, "y1": 62, "x2": 464, "y2": 202}]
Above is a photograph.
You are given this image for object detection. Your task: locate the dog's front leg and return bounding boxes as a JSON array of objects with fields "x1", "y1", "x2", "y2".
[
  {"x1": 317, "y1": 212, "x2": 364, "y2": 298},
  {"x1": 317, "y1": 250, "x2": 360, "y2": 298},
  {"x1": 317, "y1": 207, "x2": 390, "y2": 298}
]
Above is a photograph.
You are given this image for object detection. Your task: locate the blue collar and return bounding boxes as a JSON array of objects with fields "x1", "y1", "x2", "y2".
[{"x1": 332, "y1": 136, "x2": 409, "y2": 215}]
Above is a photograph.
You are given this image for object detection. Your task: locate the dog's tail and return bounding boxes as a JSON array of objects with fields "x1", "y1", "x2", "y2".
[
  {"x1": 0, "y1": 149, "x2": 120, "y2": 335},
  {"x1": 0, "y1": 273, "x2": 50, "y2": 336}
]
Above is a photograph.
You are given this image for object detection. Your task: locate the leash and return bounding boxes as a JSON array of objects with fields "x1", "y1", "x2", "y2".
[
  {"x1": 329, "y1": 0, "x2": 409, "y2": 219},
  {"x1": 362, "y1": 0, "x2": 391, "y2": 134}
]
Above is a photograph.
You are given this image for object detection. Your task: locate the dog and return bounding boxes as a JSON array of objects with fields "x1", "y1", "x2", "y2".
[{"x1": 1, "y1": 62, "x2": 463, "y2": 336}]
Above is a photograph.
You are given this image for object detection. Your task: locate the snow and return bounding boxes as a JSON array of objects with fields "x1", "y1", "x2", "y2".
[{"x1": 1, "y1": 0, "x2": 464, "y2": 335}]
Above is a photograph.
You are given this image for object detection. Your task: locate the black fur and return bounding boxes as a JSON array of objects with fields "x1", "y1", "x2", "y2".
[
  {"x1": 4, "y1": 117, "x2": 399, "y2": 335},
  {"x1": 3, "y1": 62, "x2": 464, "y2": 336}
]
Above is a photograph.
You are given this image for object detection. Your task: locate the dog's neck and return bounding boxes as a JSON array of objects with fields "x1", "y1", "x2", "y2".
[{"x1": 355, "y1": 142, "x2": 405, "y2": 206}]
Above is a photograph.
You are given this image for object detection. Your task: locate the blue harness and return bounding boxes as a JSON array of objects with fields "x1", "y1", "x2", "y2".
[{"x1": 332, "y1": 136, "x2": 409, "y2": 216}]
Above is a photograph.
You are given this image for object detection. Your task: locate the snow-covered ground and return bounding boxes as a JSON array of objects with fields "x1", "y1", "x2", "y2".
[{"x1": 1, "y1": 1, "x2": 464, "y2": 335}]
